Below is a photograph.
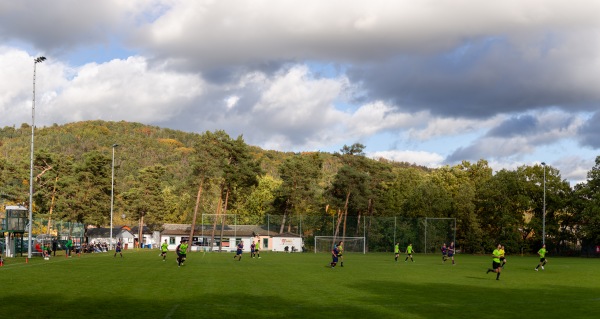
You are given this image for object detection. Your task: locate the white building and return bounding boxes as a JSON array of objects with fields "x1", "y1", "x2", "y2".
[
  {"x1": 160, "y1": 224, "x2": 279, "y2": 252},
  {"x1": 271, "y1": 232, "x2": 304, "y2": 252},
  {"x1": 85, "y1": 227, "x2": 134, "y2": 249}
]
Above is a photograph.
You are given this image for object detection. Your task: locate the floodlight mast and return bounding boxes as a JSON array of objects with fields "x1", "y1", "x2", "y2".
[
  {"x1": 541, "y1": 162, "x2": 546, "y2": 246},
  {"x1": 110, "y1": 144, "x2": 119, "y2": 250},
  {"x1": 28, "y1": 56, "x2": 46, "y2": 258}
]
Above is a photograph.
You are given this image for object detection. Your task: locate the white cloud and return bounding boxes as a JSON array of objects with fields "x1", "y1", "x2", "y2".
[
  {"x1": 133, "y1": 0, "x2": 600, "y2": 68},
  {"x1": 2, "y1": 1, "x2": 600, "y2": 186},
  {"x1": 0, "y1": 50, "x2": 204, "y2": 127},
  {"x1": 408, "y1": 116, "x2": 502, "y2": 141},
  {"x1": 369, "y1": 150, "x2": 444, "y2": 168},
  {"x1": 347, "y1": 101, "x2": 429, "y2": 137},
  {"x1": 245, "y1": 65, "x2": 349, "y2": 149}
]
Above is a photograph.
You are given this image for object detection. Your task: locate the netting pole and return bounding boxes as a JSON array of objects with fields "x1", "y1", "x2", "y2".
[
  {"x1": 363, "y1": 215, "x2": 366, "y2": 254},
  {"x1": 454, "y1": 218, "x2": 457, "y2": 251},
  {"x1": 363, "y1": 215, "x2": 366, "y2": 253},
  {"x1": 393, "y1": 216, "x2": 397, "y2": 248},
  {"x1": 424, "y1": 217, "x2": 428, "y2": 254}
]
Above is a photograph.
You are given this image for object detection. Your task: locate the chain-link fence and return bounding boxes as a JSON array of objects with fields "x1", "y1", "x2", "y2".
[{"x1": 262, "y1": 215, "x2": 455, "y2": 253}]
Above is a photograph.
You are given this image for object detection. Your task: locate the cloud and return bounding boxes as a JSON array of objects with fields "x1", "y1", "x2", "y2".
[
  {"x1": 349, "y1": 33, "x2": 600, "y2": 119},
  {"x1": 408, "y1": 116, "x2": 500, "y2": 141},
  {"x1": 2, "y1": 1, "x2": 600, "y2": 186},
  {"x1": 346, "y1": 101, "x2": 429, "y2": 137},
  {"x1": 369, "y1": 150, "x2": 444, "y2": 168},
  {"x1": 578, "y1": 112, "x2": 600, "y2": 148},
  {"x1": 205, "y1": 65, "x2": 350, "y2": 150},
  {"x1": 445, "y1": 110, "x2": 584, "y2": 162},
  {"x1": 0, "y1": 50, "x2": 204, "y2": 127},
  {"x1": 0, "y1": 1, "x2": 146, "y2": 51},
  {"x1": 552, "y1": 156, "x2": 593, "y2": 186}
]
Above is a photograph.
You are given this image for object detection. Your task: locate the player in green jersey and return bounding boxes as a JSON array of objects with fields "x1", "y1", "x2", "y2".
[
  {"x1": 535, "y1": 244, "x2": 547, "y2": 271},
  {"x1": 404, "y1": 243, "x2": 414, "y2": 262},
  {"x1": 160, "y1": 239, "x2": 168, "y2": 261},
  {"x1": 499, "y1": 245, "x2": 506, "y2": 268},
  {"x1": 255, "y1": 238, "x2": 261, "y2": 258},
  {"x1": 176, "y1": 239, "x2": 188, "y2": 267},
  {"x1": 486, "y1": 244, "x2": 502, "y2": 280},
  {"x1": 338, "y1": 241, "x2": 344, "y2": 267},
  {"x1": 394, "y1": 243, "x2": 400, "y2": 262}
]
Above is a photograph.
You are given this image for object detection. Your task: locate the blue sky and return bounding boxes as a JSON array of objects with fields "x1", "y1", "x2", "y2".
[{"x1": 1, "y1": 0, "x2": 600, "y2": 186}]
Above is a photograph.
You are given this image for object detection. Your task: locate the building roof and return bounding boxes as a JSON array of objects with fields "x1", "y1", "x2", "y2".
[
  {"x1": 272, "y1": 232, "x2": 302, "y2": 238},
  {"x1": 130, "y1": 226, "x2": 153, "y2": 234},
  {"x1": 86, "y1": 227, "x2": 132, "y2": 238},
  {"x1": 161, "y1": 224, "x2": 279, "y2": 237}
]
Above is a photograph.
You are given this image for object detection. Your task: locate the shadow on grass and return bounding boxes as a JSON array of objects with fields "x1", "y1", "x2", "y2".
[
  {"x1": 5, "y1": 280, "x2": 599, "y2": 319},
  {"x1": 346, "y1": 279, "x2": 600, "y2": 319},
  {"x1": 2, "y1": 292, "x2": 390, "y2": 319}
]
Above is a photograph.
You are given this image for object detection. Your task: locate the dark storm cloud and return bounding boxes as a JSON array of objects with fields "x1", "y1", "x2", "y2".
[
  {"x1": 347, "y1": 37, "x2": 600, "y2": 119},
  {"x1": 486, "y1": 113, "x2": 578, "y2": 139},
  {"x1": 445, "y1": 144, "x2": 484, "y2": 163},
  {"x1": 0, "y1": 1, "x2": 127, "y2": 53},
  {"x1": 578, "y1": 112, "x2": 600, "y2": 148},
  {"x1": 486, "y1": 115, "x2": 538, "y2": 138},
  {"x1": 445, "y1": 111, "x2": 582, "y2": 163}
]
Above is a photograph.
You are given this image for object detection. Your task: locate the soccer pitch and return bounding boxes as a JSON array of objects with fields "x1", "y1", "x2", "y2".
[{"x1": 1, "y1": 251, "x2": 599, "y2": 318}]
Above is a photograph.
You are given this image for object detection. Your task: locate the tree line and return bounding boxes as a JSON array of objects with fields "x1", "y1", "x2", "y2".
[{"x1": 1, "y1": 120, "x2": 599, "y2": 255}]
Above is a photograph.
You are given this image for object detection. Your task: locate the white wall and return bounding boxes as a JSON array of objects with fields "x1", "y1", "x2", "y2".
[{"x1": 272, "y1": 237, "x2": 303, "y2": 252}]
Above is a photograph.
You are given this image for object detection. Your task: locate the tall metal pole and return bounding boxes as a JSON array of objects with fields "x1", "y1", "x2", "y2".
[
  {"x1": 28, "y1": 56, "x2": 46, "y2": 258},
  {"x1": 110, "y1": 144, "x2": 119, "y2": 250},
  {"x1": 542, "y1": 162, "x2": 546, "y2": 246}
]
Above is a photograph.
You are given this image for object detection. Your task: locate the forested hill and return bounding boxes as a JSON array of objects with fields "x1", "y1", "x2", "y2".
[
  {"x1": 0, "y1": 120, "x2": 425, "y2": 228},
  {"x1": 2, "y1": 120, "x2": 598, "y2": 254}
]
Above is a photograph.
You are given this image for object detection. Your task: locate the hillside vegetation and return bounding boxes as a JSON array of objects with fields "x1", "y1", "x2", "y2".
[{"x1": 1, "y1": 120, "x2": 599, "y2": 254}]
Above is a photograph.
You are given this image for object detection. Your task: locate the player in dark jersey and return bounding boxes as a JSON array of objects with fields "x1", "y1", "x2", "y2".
[
  {"x1": 441, "y1": 243, "x2": 447, "y2": 263},
  {"x1": 234, "y1": 240, "x2": 244, "y2": 261},
  {"x1": 447, "y1": 242, "x2": 456, "y2": 265},
  {"x1": 114, "y1": 240, "x2": 123, "y2": 258},
  {"x1": 330, "y1": 244, "x2": 339, "y2": 268},
  {"x1": 250, "y1": 241, "x2": 256, "y2": 258}
]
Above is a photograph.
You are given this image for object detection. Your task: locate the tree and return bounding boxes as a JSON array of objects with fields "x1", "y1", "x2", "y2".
[
  {"x1": 475, "y1": 169, "x2": 529, "y2": 253},
  {"x1": 122, "y1": 165, "x2": 168, "y2": 241},
  {"x1": 55, "y1": 151, "x2": 111, "y2": 227},
  {"x1": 239, "y1": 174, "x2": 281, "y2": 224},
  {"x1": 274, "y1": 153, "x2": 323, "y2": 234},
  {"x1": 572, "y1": 156, "x2": 600, "y2": 254},
  {"x1": 339, "y1": 143, "x2": 366, "y2": 156}
]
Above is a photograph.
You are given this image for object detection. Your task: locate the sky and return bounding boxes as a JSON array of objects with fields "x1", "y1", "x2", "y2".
[{"x1": 1, "y1": 0, "x2": 599, "y2": 186}]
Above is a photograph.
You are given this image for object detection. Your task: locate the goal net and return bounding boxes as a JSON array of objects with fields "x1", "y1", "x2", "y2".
[
  {"x1": 423, "y1": 218, "x2": 456, "y2": 254},
  {"x1": 314, "y1": 236, "x2": 365, "y2": 254}
]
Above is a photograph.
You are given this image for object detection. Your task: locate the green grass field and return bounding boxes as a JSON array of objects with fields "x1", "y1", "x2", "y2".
[{"x1": 1, "y1": 250, "x2": 599, "y2": 318}]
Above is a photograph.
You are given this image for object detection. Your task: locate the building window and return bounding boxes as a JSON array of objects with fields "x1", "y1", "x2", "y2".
[
  {"x1": 169, "y1": 237, "x2": 175, "y2": 245},
  {"x1": 263, "y1": 238, "x2": 268, "y2": 249}
]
